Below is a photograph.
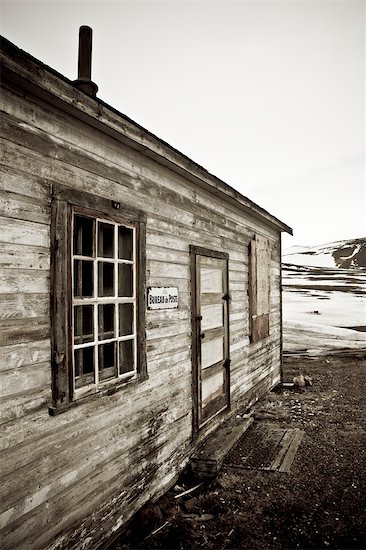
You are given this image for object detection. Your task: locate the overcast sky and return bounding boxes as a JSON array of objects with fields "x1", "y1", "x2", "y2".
[{"x1": 1, "y1": 0, "x2": 364, "y2": 250}]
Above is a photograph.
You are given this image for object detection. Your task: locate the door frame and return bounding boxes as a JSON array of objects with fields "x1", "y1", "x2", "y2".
[{"x1": 190, "y1": 245, "x2": 230, "y2": 437}]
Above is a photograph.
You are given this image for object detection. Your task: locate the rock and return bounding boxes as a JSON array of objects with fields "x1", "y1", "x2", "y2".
[
  {"x1": 293, "y1": 374, "x2": 306, "y2": 387},
  {"x1": 304, "y1": 375, "x2": 313, "y2": 386}
]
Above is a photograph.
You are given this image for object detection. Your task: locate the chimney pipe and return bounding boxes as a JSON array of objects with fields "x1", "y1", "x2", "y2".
[{"x1": 73, "y1": 26, "x2": 98, "y2": 97}]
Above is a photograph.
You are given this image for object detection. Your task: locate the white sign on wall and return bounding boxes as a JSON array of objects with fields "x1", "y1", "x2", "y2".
[{"x1": 147, "y1": 287, "x2": 179, "y2": 310}]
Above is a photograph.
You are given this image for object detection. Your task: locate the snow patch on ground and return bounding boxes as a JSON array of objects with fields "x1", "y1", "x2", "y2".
[{"x1": 282, "y1": 253, "x2": 366, "y2": 355}]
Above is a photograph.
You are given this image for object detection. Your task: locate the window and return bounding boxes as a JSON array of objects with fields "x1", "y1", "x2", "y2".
[
  {"x1": 248, "y1": 235, "x2": 271, "y2": 343},
  {"x1": 50, "y1": 185, "x2": 146, "y2": 414}
]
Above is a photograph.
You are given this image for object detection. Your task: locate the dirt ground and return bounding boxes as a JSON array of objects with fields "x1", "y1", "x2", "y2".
[{"x1": 110, "y1": 355, "x2": 366, "y2": 549}]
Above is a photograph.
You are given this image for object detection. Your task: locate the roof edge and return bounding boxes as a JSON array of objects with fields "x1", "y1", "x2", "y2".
[{"x1": 0, "y1": 35, "x2": 293, "y2": 235}]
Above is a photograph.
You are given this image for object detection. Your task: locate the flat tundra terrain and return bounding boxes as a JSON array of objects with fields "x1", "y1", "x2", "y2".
[{"x1": 110, "y1": 355, "x2": 366, "y2": 550}]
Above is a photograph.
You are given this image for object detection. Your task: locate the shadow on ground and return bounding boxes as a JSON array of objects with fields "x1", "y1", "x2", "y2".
[{"x1": 109, "y1": 355, "x2": 366, "y2": 550}]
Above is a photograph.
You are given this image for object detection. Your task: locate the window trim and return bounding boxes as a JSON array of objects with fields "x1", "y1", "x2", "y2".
[{"x1": 49, "y1": 184, "x2": 147, "y2": 415}]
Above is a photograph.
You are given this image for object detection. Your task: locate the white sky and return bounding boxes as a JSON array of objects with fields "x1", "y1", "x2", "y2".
[{"x1": 1, "y1": 0, "x2": 365, "y2": 250}]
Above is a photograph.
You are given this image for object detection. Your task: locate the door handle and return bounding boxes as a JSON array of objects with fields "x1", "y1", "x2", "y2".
[{"x1": 200, "y1": 333, "x2": 205, "y2": 339}]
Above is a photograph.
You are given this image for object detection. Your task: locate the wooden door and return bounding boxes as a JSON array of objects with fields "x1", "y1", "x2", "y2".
[{"x1": 191, "y1": 247, "x2": 230, "y2": 432}]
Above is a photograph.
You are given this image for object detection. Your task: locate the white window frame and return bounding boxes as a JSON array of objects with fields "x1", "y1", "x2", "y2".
[{"x1": 72, "y1": 212, "x2": 138, "y2": 397}]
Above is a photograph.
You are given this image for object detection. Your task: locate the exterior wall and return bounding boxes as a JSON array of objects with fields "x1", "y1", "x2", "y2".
[{"x1": 0, "y1": 81, "x2": 282, "y2": 549}]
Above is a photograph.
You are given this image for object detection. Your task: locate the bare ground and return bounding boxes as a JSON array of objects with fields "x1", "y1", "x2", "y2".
[{"x1": 109, "y1": 355, "x2": 366, "y2": 550}]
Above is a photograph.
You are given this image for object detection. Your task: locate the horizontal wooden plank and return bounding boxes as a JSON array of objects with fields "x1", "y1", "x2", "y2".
[
  {"x1": 148, "y1": 348, "x2": 191, "y2": 374},
  {"x1": 0, "y1": 387, "x2": 49, "y2": 426},
  {"x1": 147, "y1": 333, "x2": 191, "y2": 359},
  {"x1": 146, "y1": 307, "x2": 190, "y2": 325},
  {"x1": 0, "y1": 414, "x2": 190, "y2": 549},
  {"x1": 230, "y1": 270, "x2": 248, "y2": 283},
  {"x1": 230, "y1": 311, "x2": 246, "y2": 323},
  {"x1": 147, "y1": 260, "x2": 190, "y2": 280},
  {"x1": 0, "y1": 269, "x2": 49, "y2": 294},
  {"x1": 0, "y1": 163, "x2": 50, "y2": 201},
  {"x1": 0, "y1": 216, "x2": 49, "y2": 248},
  {"x1": 0, "y1": 293, "x2": 49, "y2": 320},
  {"x1": 230, "y1": 279, "x2": 247, "y2": 291},
  {"x1": 0, "y1": 361, "x2": 50, "y2": 398},
  {"x1": 0, "y1": 367, "x2": 190, "y2": 461},
  {"x1": 0, "y1": 242, "x2": 49, "y2": 270},
  {"x1": 0, "y1": 189, "x2": 50, "y2": 225},
  {"x1": 147, "y1": 321, "x2": 189, "y2": 341},
  {"x1": 0, "y1": 379, "x2": 192, "y2": 520},
  {"x1": 0, "y1": 317, "x2": 49, "y2": 346},
  {"x1": 195, "y1": 190, "x2": 278, "y2": 241},
  {"x1": 147, "y1": 277, "x2": 189, "y2": 293},
  {"x1": 146, "y1": 246, "x2": 188, "y2": 265},
  {"x1": 0, "y1": 87, "x2": 196, "y2": 202},
  {"x1": 0, "y1": 339, "x2": 50, "y2": 373},
  {"x1": 0, "y1": 121, "x2": 198, "y2": 228},
  {"x1": 148, "y1": 216, "x2": 250, "y2": 255},
  {"x1": 0, "y1": 139, "x2": 195, "y2": 228},
  {"x1": 229, "y1": 258, "x2": 248, "y2": 272}
]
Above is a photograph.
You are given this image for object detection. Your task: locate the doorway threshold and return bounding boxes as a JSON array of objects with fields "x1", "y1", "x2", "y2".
[{"x1": 191, "y1": 414, "x2": 254, "y2": 480}]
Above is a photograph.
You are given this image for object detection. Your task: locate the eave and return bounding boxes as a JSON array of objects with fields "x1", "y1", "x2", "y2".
[{"x1": 0, "y1": 36, "x2": 293, "y2": 236}]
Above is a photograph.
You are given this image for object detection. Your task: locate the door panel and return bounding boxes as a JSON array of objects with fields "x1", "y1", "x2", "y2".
[
  {"x1": 191, "y1": 248, "x2": 230, "y2": 431},
  {"x1": 200, "y1": 267, "x2": 223, "y2": 293},
  {"x1": 202, "y1": 370, "x2": 224, "y2": 402},
  {"x1": 201, "y1": 304, "x2": 223, "y2": 331},
  {"x1": 201, "y1": 336, "x2": 224, "y2": 369}
]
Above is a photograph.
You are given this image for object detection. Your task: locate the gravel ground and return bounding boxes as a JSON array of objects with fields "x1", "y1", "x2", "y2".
[{"x1": 110, "y1": 355, "x2": 366, "y2": 549}]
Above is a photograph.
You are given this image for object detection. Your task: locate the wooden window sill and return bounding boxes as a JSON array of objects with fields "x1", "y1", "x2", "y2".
[{"x1": 48, "y1": 373, "x2": 148, "y2": 416}]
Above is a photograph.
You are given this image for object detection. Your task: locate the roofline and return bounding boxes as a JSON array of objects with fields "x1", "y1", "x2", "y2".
[{"x1": 0, "y1": 35, "x2": 293, "y2": 235}]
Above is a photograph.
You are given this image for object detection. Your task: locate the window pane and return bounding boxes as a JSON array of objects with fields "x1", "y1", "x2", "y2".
[
  {"x1": 119, "y1": 303, "x2": 134, "y2": 336},
  {"x1": 98, "y1": 262, "x2": 115, "y2": 297},
  {"x1": 74, "y1": 347, "x2": 94, "y2": 388},
  {"x1": 98, "y1": 342, "x2": 117, "y2": 381},
  {"x1": 74, "y1": 260, "x2": 93, "y2": 297},
  {"x1": 98, "y1": 303, "x2": 115, "y2": 341},
  {"x1": 98, "y1": 222, "x2": 114, "y2": 258},
  {"x1": 118, "y1": 226, "x2": 133, "y2": 260},
  {"x1": 119, "y1": 339, "x2": 134, "y2": 374},
  {"x1": 118, "y1": 264, "x2": 133, "y2": 297},
  {"x1": 74, "y1": 305, "x2": 94, "y2": 344},
  {"x1": 73, "y1": 215, "x2": 95, "y2": 257}
]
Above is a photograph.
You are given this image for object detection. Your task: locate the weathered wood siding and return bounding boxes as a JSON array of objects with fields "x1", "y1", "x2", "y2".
[{"x1": 0, "y1": 78, "x2": 282, "y2": 549}]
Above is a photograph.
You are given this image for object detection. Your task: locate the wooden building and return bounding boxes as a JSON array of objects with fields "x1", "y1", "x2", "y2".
[{"x1": 0, "y1": 30, "x2": 292, "y2": 549}]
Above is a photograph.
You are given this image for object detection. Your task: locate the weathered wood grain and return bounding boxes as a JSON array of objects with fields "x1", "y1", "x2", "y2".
[
  {"x1": 0, "y1": 339, "x2": 50, "y2": 373},
  {"x1": 0, "y1": 243, "x2": 49, "y2": 270},
  {"x1": 0, "y1": 361, "x2": 50, "y2": 398},
  {"x1": 0, "y1": 54, "x2": 285, "y2": 550},
  {"x1": 0, "y1": 216, "x2": 49, "y2": 247},
  {"x1": 0, "y1": 268, "x2": 49, "y2": 294},
  {"x1": 0, "y1": 164, "x2": 50, "y2": 201},
  {"x1": 0, "y1": 293, "x2": 49, "y2": 320},
  {"x1": 0, "y1": 316, "x2": 49, "y2": 347},
  {"x1": 0, "y1": 387, "x2": 50, "y2": 426},
  {"x1": 0, "y1": 189, "x2": 50, "y2": 224}
]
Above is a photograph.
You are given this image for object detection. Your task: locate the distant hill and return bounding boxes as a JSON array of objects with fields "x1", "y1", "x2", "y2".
[{"x1": 283, "y1": 238, "x2": 366, "y2": 268}]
